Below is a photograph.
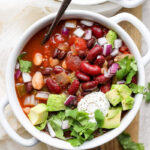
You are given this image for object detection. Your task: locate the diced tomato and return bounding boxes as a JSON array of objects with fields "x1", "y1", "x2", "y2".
[
  {"x1": 69, "y1": 35, "x2": 77, "y2": 45},
  {"x1": 119, "y1": 46, "x2": 128, "y2": 53},
  {"x1": 74, "y1": 37, "x2": 87, "y2": 51},
  {"x1": 66, "y1": 55, "x2": 82, "y2": 71}
]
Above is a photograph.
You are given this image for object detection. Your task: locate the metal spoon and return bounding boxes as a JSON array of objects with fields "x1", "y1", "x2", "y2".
[{"x1": 41, "y1": 0, "x2": 72, "y2": 45}]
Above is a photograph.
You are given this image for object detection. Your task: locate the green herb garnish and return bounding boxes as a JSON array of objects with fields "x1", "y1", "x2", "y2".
[{"x1": 118, "y1": 132, "x2": 144, "y2": 150}]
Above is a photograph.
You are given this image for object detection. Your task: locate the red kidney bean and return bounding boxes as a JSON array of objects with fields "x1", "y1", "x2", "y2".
[
  {"x1": 25, "y1": 82, "x2": 33, "y2": 93},
  {"x1": 102, "y1": 27, "x2": 109, "y2": 35},
  {"x1": 100, "y1": 82, "x2": 111, "y2": 93},
  {"x1": 82, "y1": 81, "x2": 98, "y2": 90},
  {"x1": 105, "y1": 55, "x2": 113, "y2": 61},
  {"x1": 78, "y1": 50, "x2": 87, "y2": 59},
  {"x1": 87, "y1": 45, "x2": 103, "y2": 62},
  {"x1": 80, "y1": 61, "x2": 101, "y2": 76},
  {"x1": 131, "y1": 75, "x2": 137, "y2": 84},
  {"x1": 75, "y1": 71, "x2": 90, "y2": 82},
  {"x1": 68, "y1": 80, "x2": 80, "y2": 95},
  {"x1": 95, "y1": 55, "x2": 105, "y2": 67},
  {"x1": 53, "y1": 48, "x2": 60, "y2": 58},
  {"x1": 53, "y1": 66, "x2": 63, "y2": 74},
  {"x1": 57, "y1": 50, "x2": 66, "y2": 60},
  {"x1": 87, "y1": 37, "x2": 95, "y2": 49},
  {"x1": 46, "y1": 78, "x2": 61, "y2": 94},
  {"x1": 94, "y1": 74, "x2": 110, "y2": 84},
  {"x1": 41, "y1": 67, "x2": 53, "y2": 75},
  {"x1": 92, "y1": 25, "x2": 103, "y2": 38}
]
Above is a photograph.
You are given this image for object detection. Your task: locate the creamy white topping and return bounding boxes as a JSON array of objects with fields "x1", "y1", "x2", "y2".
[{"x1": 77, "y1": 92, "x2": 110, "y2": 122}]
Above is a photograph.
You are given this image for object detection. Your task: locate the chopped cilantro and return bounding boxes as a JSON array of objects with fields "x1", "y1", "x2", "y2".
[
  {"x1": 116, "y1": 56, "x2": 137, "y2": 84},
  {"x1": 17, "y1": 52, "x2": 32, "y2": 73},
  {"x1": 95, "y1": 109, "x2": 104, "y2": 128},
  {"x1": 129, "y1": 83, "x2": 144, "y2": 94},
  {"x1": 118, "y1": 132, "x2": 144, "y2": 150}
]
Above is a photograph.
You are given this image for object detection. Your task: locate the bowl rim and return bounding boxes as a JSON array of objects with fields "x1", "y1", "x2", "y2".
[{"x1": 6, "y1": 10, "x2": 145, "y2": 150}]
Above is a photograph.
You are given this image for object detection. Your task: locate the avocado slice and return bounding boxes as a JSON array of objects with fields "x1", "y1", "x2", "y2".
[
  {"x1": 102, "y1": 107, "x2": 122, "y2": 129},
  {"x1": 122, "y1": 96, "x2": 134, "y2": 111},
  {"x1": 28, "y1": 104, "x2": 48, "y2": 126},
  {"x1": 111, "y1": 84, "x2": 132, "y2": 98},
  {"x1": 106, "y1": 89, "x2": 122, "y2": 106},
  {"x1": 47, "y1": 94, "x2": 66, "y2": 111}
]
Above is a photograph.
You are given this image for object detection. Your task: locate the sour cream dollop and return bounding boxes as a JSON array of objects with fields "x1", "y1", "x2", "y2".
[{"x1": 77, "y1": 92, "x2": 110, "y2": 122}]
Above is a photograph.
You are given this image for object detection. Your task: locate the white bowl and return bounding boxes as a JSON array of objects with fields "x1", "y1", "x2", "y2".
[{"x1": 0, "y1": 10, "x2": 150, "y2": 150}]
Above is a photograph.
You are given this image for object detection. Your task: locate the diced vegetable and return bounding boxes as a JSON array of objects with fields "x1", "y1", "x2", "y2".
[
  {"x1": 111, "y1": 48, "x2": 119, "y2": 57},
  {"x1": 61, "y1": 27, "x2": 69, "y2": 36},
  {"x1": 28, "y1": 103, "x2": 48, "y2": 125},
  {"x1": 73, "y1": 28, "x2": 85, "y2": 38},
  {"x1": 15, "y1": 70, "x2": 21, "y2": 79},
  {"x1": 106, "y1": 30, "x2": 117, "y2": 48},
  {"x1": 80, "y1": 20, "x2": 94, "y2": 26},
  {"x1": 16, "y1": 83, "x2": 26, "y2": 98},
  {"x1": 61, "y1": 120, "x2": 70, "y2": 130},
  {"x1": 114, "y1": 39, "x2": 122, "y2": 49},
  {"x1": 84, "y1": 29, "x2": 92, "y2": 40},
  {"x1": 22, "y1": 72, "x2": 32, "y2": 83},
  {"x1": 47, "y1": 94, "x2": 66, "y2": 111},
  {"x1": 98, "y1": 37, "x2": 107, "y2": 46},
  {"x1": 24, "y1": 95, "x2": 38, "y2": 107},
  {"x1": 35, "y1": 91, "x2": 50, "y2": 101},
  {"x1": 64, "y1": 95, "x2": 76, "y2": 106},
  {"x1": 36, "y1": 120, "x2": 47, "y2": 131},
  {"x1": 55, "y1": 72, "x2": 70, "y2": 86},
  {"x1": 57, "y1": 42, "x2": 69, "y2": 51},
  {"x1": 103, "y1": 44, "x2": 112, "y2": 56},
  {"x1": 65, "y1": 20, "x2": 77, "y2": 28},
  {"x1": 19, "y1": 59, "x2": 32, "y2": 73},
  {"x1": 15, "y1": 63, "x2": 20, "y2": 69}
]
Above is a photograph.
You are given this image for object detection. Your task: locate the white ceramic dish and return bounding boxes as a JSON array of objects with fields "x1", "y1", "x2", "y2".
[
  {"x1": 61, "y1": 0, "x2": 145, "y2": 8},
  {"x1": 0, "y1": 10, "x2": 150, "y2": 150}
]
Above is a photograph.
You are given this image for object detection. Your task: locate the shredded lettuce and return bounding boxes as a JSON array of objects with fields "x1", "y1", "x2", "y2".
[{"x1": 118, "y1": 132, "x2": 144, "y2": 150}]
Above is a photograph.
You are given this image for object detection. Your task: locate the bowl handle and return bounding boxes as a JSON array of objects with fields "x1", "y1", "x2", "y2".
[
  {"x1": 110, "y1": 12, "x2": 150, "y2": 67},
  {"x1": 0, "y1": 96, "x2": 39, "y2": 147}
]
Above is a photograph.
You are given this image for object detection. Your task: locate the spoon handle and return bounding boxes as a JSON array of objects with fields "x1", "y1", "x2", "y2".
[{"x1": 41, "y1": 0, "x2": 72, "y2": 45}]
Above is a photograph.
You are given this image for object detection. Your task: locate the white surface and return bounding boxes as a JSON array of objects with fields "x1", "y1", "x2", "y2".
[{"x1": 1, "y1": 10, "x2": 149, "y2": 149}]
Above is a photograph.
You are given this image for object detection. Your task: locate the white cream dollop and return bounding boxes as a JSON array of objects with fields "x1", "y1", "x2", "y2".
[{"x1": 77, "y1": 92, "x2": 110, "y2": 122}]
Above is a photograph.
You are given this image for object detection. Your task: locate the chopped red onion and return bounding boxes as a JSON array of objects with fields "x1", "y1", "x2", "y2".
[
  {"x1": 22, "y1": 73, "x2": 32, "y2": 83},
  {"x1": 109, "y1": 63, "x2": 119, "y2": 74},
  {"x1": 15, "y1": 63, "x2": 20, "y2": 69},
  {"x1": 104, "y1": 63, "x2": 119, "y2": 78},
  {"x1": 65, "y1": 20, "x2": 77, "y2": 29},
  {"x1": 24, "y1": 95, "x2": 38, "y2": 106},
  {"x1": 98, "y1": 37, "x2": 107, "y2": 46},
  {"x1": 61, "y1": 120, "x2": 70, "y2": 130},
  {"x1": 73, "y1": 28, "x2": 85, "y2": 38},
  {"x1": 64, "y1": 95, "x2": 76, "y2": 106},
  {"x1": 47, "y1": 123, "x2": 56, "y2": 138},
  {"x1": 80, "y1": 20, "x2": 94, "y2": 27},
  {"x1": 114, "y1": 39, "x2": 122, "y2": 49},
  {"x1": 103, "y1": 44, "x2": 112, "y2": 56},
  {"x1": 84, "y1": 29, "x2": 92, "y2": 40},
  {"x1": 117, "y1": 80, "x2": 125, "y2": 84},
  {"x1": 111, "y1": 48, "x2": 119, "y2": 57},
  {"x1": 15, "y1": 70, "x2": 21, "y2": 79},
  {"x1": 35, "y1": 92, "x2": 50, "y2": 100},
  {"x1": 61, "y1": 27, "x2": 69, "y2": 36}
]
